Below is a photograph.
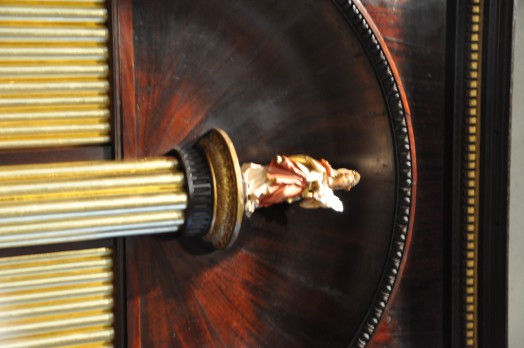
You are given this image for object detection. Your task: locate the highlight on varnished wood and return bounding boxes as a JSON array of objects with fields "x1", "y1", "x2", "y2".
[{"x1": 115, "y1": 0, "x2": 137, "y2": 158}]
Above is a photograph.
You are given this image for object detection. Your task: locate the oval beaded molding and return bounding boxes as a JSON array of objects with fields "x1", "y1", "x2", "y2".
[{"x1": 332, "y1": 1, "x2": 417, "y2": 346}]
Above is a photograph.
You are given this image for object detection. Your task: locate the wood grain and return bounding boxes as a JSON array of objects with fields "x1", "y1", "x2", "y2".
[
  {"x1": 123, "y1": 0, "x2": 403, "y2": 346},
  {"x1": 117, "y1": 0, "x2": 138, "y2": 159},
  {"x1": 0, "y1": 146, "x2": 112, "y2": 166},
  {"x1": 361, "y1": 1, "x2": 447, "y2": 347}
]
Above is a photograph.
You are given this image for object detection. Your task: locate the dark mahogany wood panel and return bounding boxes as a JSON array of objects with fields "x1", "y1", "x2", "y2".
[
  {"x1": 0, "y1": 146, "x2": 112, "y2": 166},
  {"x1": 360, "y1": 1, "x2": 447, "y2": 347},
  {"x1": 114, "y1": 0, "x2": 137, "y2": 159},
  {"x1": 122, "y1": 0, "x2": 404, "y2": 347}
]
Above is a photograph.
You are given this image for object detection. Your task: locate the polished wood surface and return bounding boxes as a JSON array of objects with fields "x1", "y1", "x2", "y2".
[
  {"x1": 120, "y1": 0, "x2": 403, "y2": 346},
  {"x1": 361, "y1": 1, "x2": 447, "y2": 347},
  {"x1": 0, "y1": 146, "x2": 112, "y2": 166}
]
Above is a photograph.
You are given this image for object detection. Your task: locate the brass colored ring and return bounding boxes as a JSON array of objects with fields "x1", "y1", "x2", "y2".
[{"x1": 198, "y1": 129, "x2": 244, "y2": 249}]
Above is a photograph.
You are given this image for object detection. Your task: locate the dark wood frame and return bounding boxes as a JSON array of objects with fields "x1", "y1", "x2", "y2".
[
  {"x1": 477, "y1": 0, "x2": 512, "y2": 346},
  {"x1": 355, "y1": 0, "x2": 512, "y2": 346},
  {"x1": 448, "y1": 0, "x2": 512, "y2": 347}
]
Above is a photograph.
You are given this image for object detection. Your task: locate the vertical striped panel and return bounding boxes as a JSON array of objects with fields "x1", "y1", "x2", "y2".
[
  {"x1": 0, "y1": 248, "x2": 114, "y2": 347},
  {"x1": 0, "y1": 0, "x2": 111, "y2": 149}
]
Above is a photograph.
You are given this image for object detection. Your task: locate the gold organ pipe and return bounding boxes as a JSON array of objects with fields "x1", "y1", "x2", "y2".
[
  {"x1": 0, "y1": 248, "x2": 111, "y2": 265},
  {"x1": 0, "y1": 96, "x2": 109, "y2": 107},
  {"x1": 0, "y1": 109, "x2": 110, "y2": 121},
  {"x1": 0, "y1": 65, "x2": 109, "y2": 78},
  {"x1": 0, "y1": 329, "x2": 114, "y2": 348},
  {"x1": 0, "y1": 27, "x2": 108, "y2": 42},
  {"x1": 0, "y1": 157, "x2": 178, "y2": 180},
  {"x1": 0, "y1": 313, "x2": 113, "y2": 338},
  {"x1": 0, "y1": 193, "x2": 187, "y2": 217},
  {"x1": 0, "y1": 158, "x2": 187, "y2": 249},
  {"x1": 0, "y1": 6, "x2": 108, "y2": 22},
  {"x1": 0, "y1": 298, "x2": 113, "y2": 321},
  {"x1": 0, "y1": 259, "x2": 112, "y2": 277},
  {"x1": 0, "y1": 211, "x2": 184, "y2": 236},
  {"x1": 0, "y1": 81, "x2": 109, "y2": 93},
  {"x1": 0, "y1": 123, "x2": 109, "y2": 136},
  {"x1": 0, "y1": 136, "x2": 111, "y2": 149},
  {"x1": 1, "y1": 205, "x2": 185, "y2": 226},
  {"x1": 0, "y1": 173, "x2": 184, "y2": 196},
  {"x1": 0, "y1": 272, "x2": 113, "y2": 292},
  {"x1": 2, "y1": 225, "x2": 184, "y2": 248},
  {"x1": 0, "y1": 47, "x2": 108, "y2": 61},
  {"x1": 0, "y1": 284, "x2": 113, "y2": 305},
  {"x1": 0, "y1": 117, "x2": 109, "y2": 126},
  {"x1": 0, "y1": 184, "x2": 183, "y2": 202},
  {"x1": 0, "y1": 216, "x2": 183, "y2": 248}
]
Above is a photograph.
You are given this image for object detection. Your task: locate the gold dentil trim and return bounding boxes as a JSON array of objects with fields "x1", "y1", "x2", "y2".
[{"x1": 463, "y1": 0, "x2": 482, "y2": 347}]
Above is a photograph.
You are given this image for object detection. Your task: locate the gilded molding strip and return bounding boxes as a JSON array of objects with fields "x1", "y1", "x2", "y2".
[
  {"x1": 0, "y1": 158, "x2": 186, "y2": 249},
  {"x1": 0, "y1": 0, "x2": 111, "y2": 150},
  {"x1": 0, "y1": 248, "x2": 114, "y2": 347},
  {"x1": 463, "y1": 0, "x2": 482, "y2": 347}
]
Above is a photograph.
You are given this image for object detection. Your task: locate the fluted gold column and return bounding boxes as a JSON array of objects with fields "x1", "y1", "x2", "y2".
[
  {"x1": 0, "y1": 158, "x2": 187, "y2": 249},
  {"x1": 0, "y1": 0, "x2": 111, "y2": 149},
  {"x1": 0, "y1": 248, "x2": 114, "y2": 348}
]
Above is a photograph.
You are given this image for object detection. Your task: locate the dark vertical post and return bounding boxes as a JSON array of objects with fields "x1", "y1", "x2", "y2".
[{"x1": 478, "y1": 0, "x2": 513, "y2": 346}]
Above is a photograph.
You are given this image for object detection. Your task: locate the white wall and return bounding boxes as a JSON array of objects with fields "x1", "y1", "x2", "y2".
[{"x1": 509, "y1": 0, "x2": 524, "y2": 346}]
